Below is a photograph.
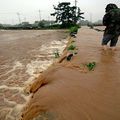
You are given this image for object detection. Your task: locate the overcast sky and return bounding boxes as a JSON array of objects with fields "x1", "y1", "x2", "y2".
[{"x1": 0, "y1": 0, "x2": 119, "y2": 24}]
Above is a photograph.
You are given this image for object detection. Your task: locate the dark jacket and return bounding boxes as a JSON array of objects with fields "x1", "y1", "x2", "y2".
[{"x1": 103, "y1": 8, "x2": 120, "y2": 35}]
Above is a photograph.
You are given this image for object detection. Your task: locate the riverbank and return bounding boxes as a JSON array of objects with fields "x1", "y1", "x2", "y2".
[{"x1": 21, "y1": 26, "x2": 120, "y2": 120}]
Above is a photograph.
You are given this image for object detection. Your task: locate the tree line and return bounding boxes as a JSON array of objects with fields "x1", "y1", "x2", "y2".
[{"x1": 0, "y1": 2, "x2": 102, "y2": 30}]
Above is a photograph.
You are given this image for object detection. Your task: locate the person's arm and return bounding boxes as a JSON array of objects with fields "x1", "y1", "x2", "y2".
[{"x1": 103, "y1": 13, "x2": 111, "y2": 26}]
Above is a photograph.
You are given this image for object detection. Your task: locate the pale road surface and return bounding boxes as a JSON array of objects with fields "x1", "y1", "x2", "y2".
[{"x1": 21, "y1": 26, "x2": 120, "y2": 120}]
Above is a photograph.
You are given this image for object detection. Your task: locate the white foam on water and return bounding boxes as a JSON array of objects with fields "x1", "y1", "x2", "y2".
[
  {"x1": 35, "y1": 55, "x2": 46, "y2": 58},
  {"x1": 49, "y1": 40, "x2": 67, "y2": 55},
  {"x1": 13, "y1": 61, "x2": 23, "y2": 68},
  {"x1": 8, "y1": 104, "x2": 26, "y2": 120},
  {"x1": 25, "y1": 60, "x2": 53, "y2": 84},
  {"x1": 0, "y1": 85, "x2": 32, "y2": 120},
  {"x1": 0, "y1": 85, "x2": 23, "y2": 92},
  {"x1": 51, "y1": 40, "x2": 62, "y2": 45},
  {"x1": 25, "y1": 39, "x2": 68, "y2": 85},
  {"x1": 40, "y1": 40, "x2": 67, "y2": 55},
  {"x1": 26, "y1": 60, "x2": 53, "y2": 76},
  {"x1": 4, "y1": 98, "x2": 17, "y2": 106},
  {"x1": 40, "y1": 44, "x2": 47, "y2": 51},
  {"x1": 21, "y1": 93, "x2": 32, "y2": 102},
  {"x1": 0, "y1": 61, "x2": 23, "y2": 79}
]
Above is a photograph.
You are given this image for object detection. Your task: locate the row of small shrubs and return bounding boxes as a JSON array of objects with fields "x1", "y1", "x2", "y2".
[
  {"x1": 69, "y1": 25, "x2": 80, "y2": 35},
  {"x1": 67, "y1": 44, "x2": 76, "y2": 51},
  {"x1": 69, "y1": 26, "x2": 78, "y2": 34}
]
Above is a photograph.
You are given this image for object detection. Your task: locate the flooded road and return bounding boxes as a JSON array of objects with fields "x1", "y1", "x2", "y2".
[
  {"x1": 21, "y1": 27, "x2": 120, "y2": 120},
  {"x1": 0, "y1": 30, "x2": 68, "y2": 120}
]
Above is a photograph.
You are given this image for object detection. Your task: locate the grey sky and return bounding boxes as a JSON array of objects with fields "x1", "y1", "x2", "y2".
[{"x1": 0, "y1": 0, "x2": 119, "y2": 24}]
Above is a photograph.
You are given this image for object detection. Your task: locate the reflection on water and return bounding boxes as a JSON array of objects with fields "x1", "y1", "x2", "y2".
[{"x1": 0, "y1": 30, "x2": 68, "y2": 120}]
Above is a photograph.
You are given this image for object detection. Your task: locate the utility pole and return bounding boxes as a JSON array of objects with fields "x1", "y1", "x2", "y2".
[
  {"x1": 75, "y1": 0, "x2": 77, "y2": 7},
  {"x1": 12, "y1": 19, "x2": 14, "y2": 25},
  {"x1": 48, "y1": 16, "x2": 51, "y2": 25},
  {"x1": 24, "y1": 17, "x2": 26, "y2": 22},
  {"x1": 17, "y1": 12, "x2": 21, "y2": 24},
  {"x1": 39, "y1": 10, "x2": 41, "y2": 21},
  {"x1": 75, "y1": 0, "x2": 77, "y2": 23},
  {"x1": 90, "y1": 13, "x2": 93, "y2": 23}
]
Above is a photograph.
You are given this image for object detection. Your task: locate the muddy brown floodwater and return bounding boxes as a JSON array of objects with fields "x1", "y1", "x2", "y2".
[
  {"x1": 21, "y1": 27, "x2": 120, "y2": 120},
  {"x1": 0, "y1": 29, "x2": 68, "y2": 120}
]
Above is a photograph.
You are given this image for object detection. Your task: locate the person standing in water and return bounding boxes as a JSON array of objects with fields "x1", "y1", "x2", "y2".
[{"x1": 102, "y1": 3, "x2": 120, "y2": 50}]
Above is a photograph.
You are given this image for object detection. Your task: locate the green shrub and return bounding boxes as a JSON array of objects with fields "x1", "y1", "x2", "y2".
[
  {"x1": 86, "y1": 62, "x2": 96, "y2": 71},
  {"x1": 54, "y1": 50, "x2": 60, "y2": 58},
  {"x1": 71, "y1": 40, "x2": 75, "y2": 43},
  {"x1": 74, "y1": 52, "x2": 78, "y2": 55},
  {"x1": 67, "y1": 44, "x2": 76, "y2": 51},
  {"x1": 69, "y1": 26, "x2": 78, "y2": 34}
]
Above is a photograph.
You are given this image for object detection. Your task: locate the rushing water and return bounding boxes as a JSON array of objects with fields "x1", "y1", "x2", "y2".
[{"x1": 0, "y1": 30, "x2": 68, "y2": 120}]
